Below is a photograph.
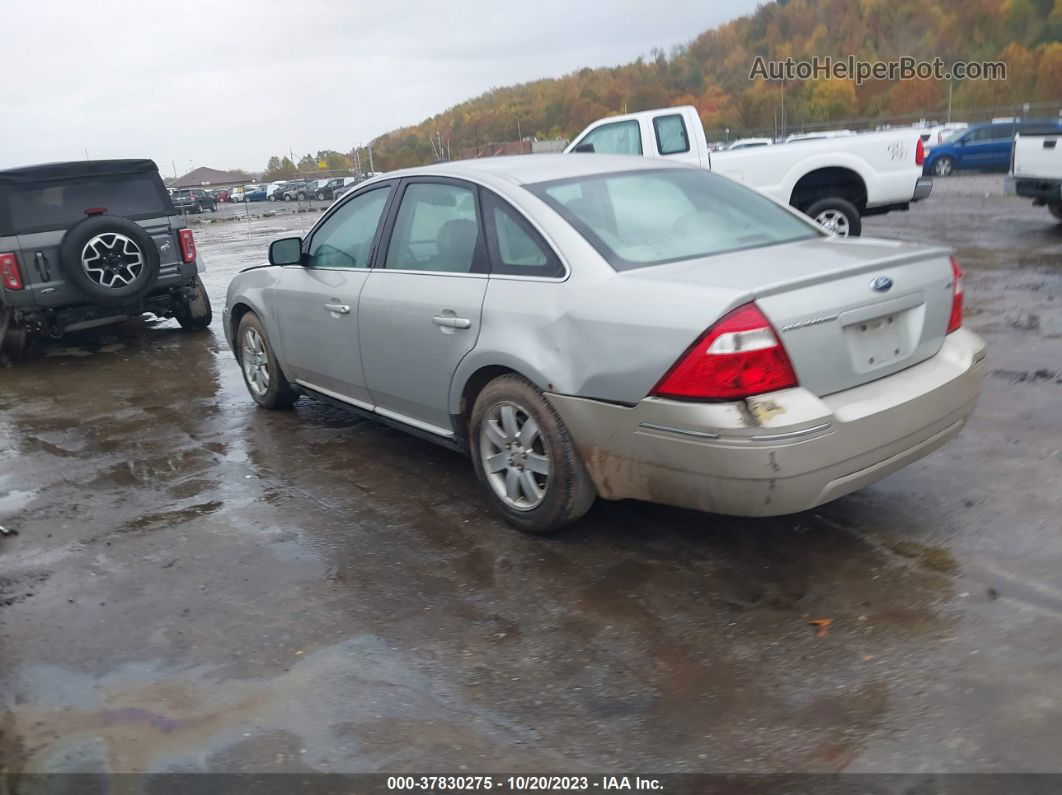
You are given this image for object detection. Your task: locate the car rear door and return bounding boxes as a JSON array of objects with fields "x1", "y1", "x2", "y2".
[
  {"x1": 268, "y1": 183, "x2": 394, "y2": 406},
  {"x1": 358, "y1": 178, "x2": 488, "y2": 435}
]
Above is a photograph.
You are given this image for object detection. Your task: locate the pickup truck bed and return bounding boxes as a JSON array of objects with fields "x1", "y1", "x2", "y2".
[{"x1": 1005, "y1": 130, "x2": 1062, "y2": 222}]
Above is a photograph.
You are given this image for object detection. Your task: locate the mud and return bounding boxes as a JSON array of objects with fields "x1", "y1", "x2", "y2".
[{"x1": 1, "y1": 177, "x2": 1061, "y2": 774}]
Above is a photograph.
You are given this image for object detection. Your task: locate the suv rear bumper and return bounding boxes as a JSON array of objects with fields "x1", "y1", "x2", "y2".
[{"x1": 547, "y1": 329, "x2": 985, "y2": 517}]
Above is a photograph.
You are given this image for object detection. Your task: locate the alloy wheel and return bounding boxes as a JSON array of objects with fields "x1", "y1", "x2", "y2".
[
  {"x1": 814, "y1": 208, "x2": 851, "y2": 237},
  {"x1": 241, "y1": 327, "x2": 270, "y2": 396},
  {"x1": 80, "y1": 233, "x2": 145, "y2": 288},
  {"x1": 479, "y1": 401, "x2": 551, "y2": 511}
]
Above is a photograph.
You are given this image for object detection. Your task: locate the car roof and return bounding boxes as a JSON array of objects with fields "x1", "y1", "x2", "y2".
[
  {"x1": 377, "y1": 154, "x2": 690, "y2": 186},
  {"x1": 0, "y1": 159, "x2": 159, "y2": 185}
]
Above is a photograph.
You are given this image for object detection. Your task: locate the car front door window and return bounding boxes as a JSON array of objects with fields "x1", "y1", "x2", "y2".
[
  {"x1": 306, "y1": 187, "x2": 391, "y2": 269},
  {"x1": 574, "y1": 120, "x2": 643, "y2": 155}
]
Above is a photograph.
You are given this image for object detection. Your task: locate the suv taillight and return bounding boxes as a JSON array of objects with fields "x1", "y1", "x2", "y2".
[
  {"x1": 947, "y1": 257, "x2": 964, "y2": 334},
  {"x1": 178, "y1": 229, "x2": 196, "y2": 264},
  {"x1": 0, "y1": 252, "x2": 24, "y2": 290},
  {"x1": 652, "y1": 303, "x2": 798, "y2": 400},
  {"x1": 915, "y1": 137, "x2": 925, "y2": 166}
]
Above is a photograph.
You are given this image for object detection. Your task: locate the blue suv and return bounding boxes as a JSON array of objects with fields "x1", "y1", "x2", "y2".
[{"x1": 925, "y1": 120, "x2": 1062, "y2": 176}]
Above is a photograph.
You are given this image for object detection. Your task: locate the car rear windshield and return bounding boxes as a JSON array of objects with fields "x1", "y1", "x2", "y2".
[
  {"x1": 527, "y1": 168, "x2": 820, "y2": 270},
  {"x1": 3, "y1": 174, "x2": 173, "y2": 234}
]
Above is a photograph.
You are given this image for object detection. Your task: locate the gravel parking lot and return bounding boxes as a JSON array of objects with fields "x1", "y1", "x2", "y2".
[{"x1": 1, "y1": 175, "x2": 1060, "y2": 774}]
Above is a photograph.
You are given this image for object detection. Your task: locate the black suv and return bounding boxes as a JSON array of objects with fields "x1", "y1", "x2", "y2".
[
  {"x1": 0, "y1": 159, "x2": 211, "y2": 358},
  {"x1": 170, "y1": 188, "x2": 217, "y2": 214}
]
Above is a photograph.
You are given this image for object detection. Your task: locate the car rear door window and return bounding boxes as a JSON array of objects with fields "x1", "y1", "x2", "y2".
[
  {"x1": 573, "y1": 120, "x2": 642, "y2": 155},
  {"x1": 653, "y1": 114, "x2": 690, "y2": 155},
  {"x1": 5, "y1": 175, "x2": 170, "y2": 234},
  {"x1": 383, "y1": 182, "x2": 484, "y2": 273},
  {"x1": 482, "y1": 192, "x2": 564, "y2": 278},
  {"x1": 306, "y1": 186, "x2": 391, "y2": 269}
]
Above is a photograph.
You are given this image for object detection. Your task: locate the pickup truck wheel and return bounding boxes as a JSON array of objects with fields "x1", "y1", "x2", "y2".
[
  {"x1": 237, "y1": 313, "x2": 298, "y2": 409},
  {"x1": 58, "y1": 214, "x2": 161, "y2": 307},
  {"x1": 173, "y1": 275, "x2": 212, "y2": 330},
  {"x1": 806, "y1": 197, "x2": 862, "y2": 237},
  {"x1": 470, "y1": 374, "x2": 596, "y2": 534},
  {"x1": 1048, "y1": 203, "x2": 1062, "y2": 222},
  {"x1": 932, "y1": 156, "x2": 954, "y2": 177}
]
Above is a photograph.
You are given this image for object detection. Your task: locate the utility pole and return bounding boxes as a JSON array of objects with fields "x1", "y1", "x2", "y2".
[{"x1": 367, "y1": 142, "x2": 374, "y2": 173}]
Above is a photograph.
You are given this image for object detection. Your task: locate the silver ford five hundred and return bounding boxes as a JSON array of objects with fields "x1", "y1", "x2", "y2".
[{"x1": 224, "y1": 155, "x2": 985, "y2": 534}]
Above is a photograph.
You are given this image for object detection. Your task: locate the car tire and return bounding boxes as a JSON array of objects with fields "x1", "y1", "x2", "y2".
[
  {"x1": 173, "y1": 275, "x2": 212, "y2": 330},
  {"x1": 805, "y1": 197, "x2": 862, "y2": 237},
  {"x1": 57, "y1": 214, "x2": 162, "y2": 307},
  {"x1": 469, "y1": 374, "x2": 596, "y2": 534},
  {"x1": 316, "y1": 191, "x2": 325, "y2": 201},
  {"x1": 1048, "y1": 203, "x2": 1062, "y2": 223},
  {"x1": 236, "y1": 312, "x2": 299, "y2": 410},
  {"x1": 0, "y1": 306, "x2": 29, "y2": 361},
  {"x1": 268, "y1": 195, "x2": 276, "y2": 202},
  {"x1": 283, "y1": 195, "x2": 292, "y2": 202},
  {"x1": 932, "y1": 156, "x2": 955, "y2": 177},
  {"x1": 297, "y1": 192, "x2": 307, "y2": 201}
]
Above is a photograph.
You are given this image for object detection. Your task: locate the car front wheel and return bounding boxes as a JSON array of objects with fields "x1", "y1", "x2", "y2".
[
  {"x1": 932, "y1": 156, "x2": 955, "y2": 177},
  {"x1": 470, "y1": 374, "x2": 596, "y2": 534},
  {"x1": 236, "y1": 312, "x2": 299, "y2": 409}
]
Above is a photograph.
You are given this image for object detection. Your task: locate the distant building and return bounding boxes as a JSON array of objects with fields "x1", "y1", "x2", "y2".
[{"x1": 169, "y1": 167, "x2": 249, "y2": 189}]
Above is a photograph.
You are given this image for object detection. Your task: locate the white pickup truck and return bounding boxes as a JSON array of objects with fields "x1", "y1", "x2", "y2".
[
  {"x1": 1005, "y1": 127, "x2": 1062, "y2": 223},
  {"x1": 565, "y1": 105, "x2": 933, "y2": 237}
]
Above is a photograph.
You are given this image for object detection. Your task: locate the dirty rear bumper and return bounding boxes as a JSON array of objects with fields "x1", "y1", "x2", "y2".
[{"x1": 547, "y1": 328, "x2": 986, "y2": 517}]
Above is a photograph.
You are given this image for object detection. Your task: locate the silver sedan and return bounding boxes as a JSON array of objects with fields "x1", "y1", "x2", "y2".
[{"x1": 224, "y1": 155, "x2": 985, "y2": 533}]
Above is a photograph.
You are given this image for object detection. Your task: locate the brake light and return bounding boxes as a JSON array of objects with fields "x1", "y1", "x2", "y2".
[
  {"x1": 0, "y1": 252, "x2": 23, "y2": 290},
  {"x1": 947, "y1": 257, "x2": 963, "y2": 333},
  {"x1": 652, "y1": 303, "x2": 798, "y2": 400},
  {"x1": 178, "y1": 228, "x2": 196, "y2": 264},
  {"x1": 915, "y1": 137, "x2": 925, "y2": 166}
]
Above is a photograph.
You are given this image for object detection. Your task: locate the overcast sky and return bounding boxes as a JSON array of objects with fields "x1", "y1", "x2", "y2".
[{"x1": 1, "y1": 0, "x2": 761, "y2": 175}]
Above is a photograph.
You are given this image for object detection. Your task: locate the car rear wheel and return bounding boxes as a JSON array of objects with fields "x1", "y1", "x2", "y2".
[
  {"x1": 932, "y1": 156, "x2": 955, "y2": 177},
  {"x1": 236, "y1": 312, "x2": 298, "y2": 409},
  {"x1": 268, "y1": 195, "x2": 276, "y2": 202},
  {"x1": 316, "y1": 191, "x2": 326, "y2": 201},
  {"x1": 470, "y1": 374, "x2": 596, "y2": 534},
  {"x1": 283, "y1": 195, "x2": 292, "y2": 202},
  {"x1": 806, "y1": 197, "x2": 862, "y2": 237},
  {"x1": 173, "y1": 275, "x2": 212, "y2": 330},
  {"x1": 0, "y1": 307, "x2": 28, "y2": 361}
]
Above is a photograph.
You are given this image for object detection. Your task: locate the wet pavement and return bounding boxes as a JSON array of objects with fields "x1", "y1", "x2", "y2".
[{"x1": 1, "y1": 176, "x2": 1061, "y2": 775}]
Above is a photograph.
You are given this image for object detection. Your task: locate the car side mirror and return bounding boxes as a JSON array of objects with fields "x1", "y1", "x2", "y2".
[
  {"x1": 573, "y1": 143, "x2": 596, "y2": 153},
  {"x1": 269, "y1": 237, "x2": 303, "y2": 266}
]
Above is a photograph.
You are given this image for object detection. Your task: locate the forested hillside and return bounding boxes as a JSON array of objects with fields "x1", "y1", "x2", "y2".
[{"x1": 265, "y1": 0, "x2": 1062, "y2": 177}]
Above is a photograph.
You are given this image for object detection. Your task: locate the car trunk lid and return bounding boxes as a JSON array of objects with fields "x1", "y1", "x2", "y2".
[{"x1": 632, "y1": 236, "x2": 956, "y2": 397}]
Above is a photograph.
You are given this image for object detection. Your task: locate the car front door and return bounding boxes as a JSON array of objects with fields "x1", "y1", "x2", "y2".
[
  {"x1": 358, "y1": 178, "x2": 488, "y2": 435},
  {"x1": 269, "y1": 183, "x2": 394, "y2": 407}
]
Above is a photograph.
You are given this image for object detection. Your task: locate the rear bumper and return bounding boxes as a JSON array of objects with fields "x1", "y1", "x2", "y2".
[
  {"x1": 548, "y1": 329, "x2": 986, "y2": 517},
  {"x1": 1005, "y1": 175, "x2": 1062, "y2": 202},
  {"x1": 912, "y1": 176, "x2": 934, "y2": 201}
]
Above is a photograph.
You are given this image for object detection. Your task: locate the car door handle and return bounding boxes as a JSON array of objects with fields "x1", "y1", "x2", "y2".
[
  {"x1": 324, "y1": 303, "x2": 350, "y2": 314},
  {"x1": 433, "y1": 315, "x2": 471, "y2": 329}
]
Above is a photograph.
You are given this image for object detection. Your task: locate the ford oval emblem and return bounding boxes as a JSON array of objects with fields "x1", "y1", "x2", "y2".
[{"x1": 871, "y1": 276, "x2": 893, "y2": 293}]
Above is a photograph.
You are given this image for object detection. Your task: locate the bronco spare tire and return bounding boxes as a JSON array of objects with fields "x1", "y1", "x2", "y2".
[{"x1": 58, "y1": 215, "x2": 161, "y2": 306}]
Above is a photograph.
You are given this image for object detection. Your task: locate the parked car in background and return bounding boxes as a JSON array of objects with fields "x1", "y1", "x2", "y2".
[
  {"x1": 722, "y1": 137, "x2": 773, "y2": 150},
  {"x1": 333, "y1": 176, "x2": 363, "y2": 200},
  {"x1": 243, "y1": 184, "x2": 269, "y2": 202},
  {"x1": 230, "y1": 186, "x2": 246, "y2": 203},
  {"x1": 921, "y1": 123, "x2": 968, "y2": 153},
  {"x1": 212, "y1": 188, "x2": 231, "y2": 203},
  {"x1": 265, "y1": 182, "x2": 285, "y2": 202},
  {"x1": 1, "y1": 159, "x2": 211, "y2": 358},
  {"x1": 281, "y1": 180, "x2": 311, "y2": 201},
  {"x1": 1005, "y1": 127, "x2": 1062, "y2": 224},
  {"x1": 170, "y1": 188, "x2": 217, "y2": 214},
  {"x1": 923, "y1": 120, "x2": 1062, "y2": 176},
  {"x1": 311, "y1": 177, "x2": 348, "y2": 201},
  {"x1": 568, "y1": 105, "x2": 932, "y2": 238},
  {"x1": 223, "y1": 155, "x2": 983, "y2": 534}
]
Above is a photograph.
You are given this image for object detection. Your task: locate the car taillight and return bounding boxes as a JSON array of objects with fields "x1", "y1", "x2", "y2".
[
  {"x1": 947, "y1": 257, "x2": 963, "y2": 334},
  {"x1": 0, "y1": 252, "x2": 23, "y2": 290},
  {"x1": 915, "y1": 137, "x2": 925, "y2": 166},
  {"x1": 178, "y1": 229, "x2": 196, "y2": 264},
  {"x1": 652, "y1": 303, "x2": 798, "y2": 400}
]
